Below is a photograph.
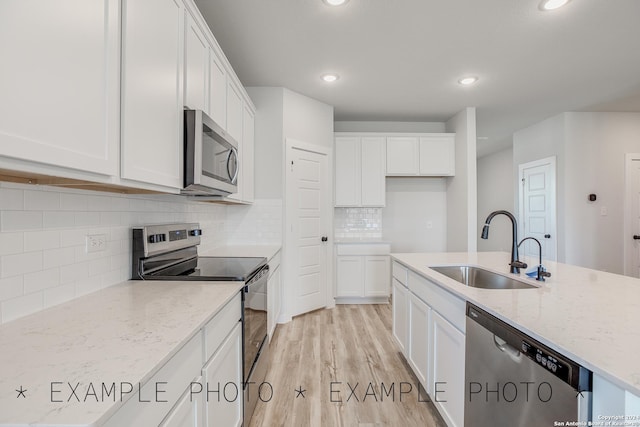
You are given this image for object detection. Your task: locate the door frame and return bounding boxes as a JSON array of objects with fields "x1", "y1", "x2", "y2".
[
  {"x1": 282, "y1": 138, "x2": 334, "y2": 321},
  {"x1": 518, "y1": 156, "x2": 557, "y2": 262},
  {"x1": 623, "y1": 153, "x2": 640, "y2": 277}
]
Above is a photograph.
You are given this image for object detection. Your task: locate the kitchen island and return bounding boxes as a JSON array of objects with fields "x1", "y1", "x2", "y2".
[{"x1": 392, "y1": 251, "x2": 640, "y2": 425}]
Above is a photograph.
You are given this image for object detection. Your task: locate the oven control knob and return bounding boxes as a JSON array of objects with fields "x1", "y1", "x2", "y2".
[
  {"x1": 149, "y1": 234, "x2": 157, "y2": 243},
  {"x1": 160, "y1": 234, "x2": 166, "y2": 242},
  {"x1": 190, "y1": 229, "x2": 203, "y2": 237}
]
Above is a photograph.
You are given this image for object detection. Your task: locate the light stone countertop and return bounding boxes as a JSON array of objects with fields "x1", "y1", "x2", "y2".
[
  {"x1": 0, "y1": 280, "x2": 243, "y2": 427},
  {"x1": 200, "y1": 244, "x2": 281, "y2": 261},
  {"x1": 391, "y1": 251, "x2": 640, "y2": 396}
]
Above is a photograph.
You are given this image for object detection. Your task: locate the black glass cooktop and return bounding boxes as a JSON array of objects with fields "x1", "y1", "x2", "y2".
[{"x1": 148, "y1": 256, "x2": 267, "y2": 281}]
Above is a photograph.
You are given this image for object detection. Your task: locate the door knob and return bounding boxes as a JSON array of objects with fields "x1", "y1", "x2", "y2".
[
  {"x1": 544, "y1": 234, "x2": 551, "y2": 239},
  {"x1": 321, "y1": 236, "x2": 328, "y2": 242},
  {"x1": 634, "y1": 235, "x2": 640, "y2": 240}
]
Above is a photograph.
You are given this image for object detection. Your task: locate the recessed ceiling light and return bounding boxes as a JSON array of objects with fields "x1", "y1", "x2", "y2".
[
  {"x1": 458, "y1": 76, "x2": 478, "y2": 86},
  {"x1": 539, "y1": 0, "x2": 571, "y2": 11},
  {"x1": 321, "y1": 73, "x2": 340, "y2": 83},
  {"x1": 323, "y1": 0, "x2": 349, "y2": 6}
]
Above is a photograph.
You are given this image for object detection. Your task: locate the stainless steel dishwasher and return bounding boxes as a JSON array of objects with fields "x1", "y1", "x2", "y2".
[{"x1": 465, "y1": 303, "x2": 592, "y2": 426}]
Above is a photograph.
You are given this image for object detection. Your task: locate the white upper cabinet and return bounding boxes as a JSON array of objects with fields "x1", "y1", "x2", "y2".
[
  {"x1": 0, "y1": 0, "x2": 120, "y2": 176},
  {"x1": 386, "y1": 137, "x2": 419, "y2": 175},
  {"x1": 334, "y1": 135, "x2": 385, "y2": 207},
  {"x1": 208, "y1": 49, "x2": 227, "y2": 128},
  {"x1": 419, "y1": 136, "x2": 455, "y2": 176},
  {"x1": 121, "y1": 0, "x2": 184, "y2": 189},
  {"x1": 241, "y1": 105, "x2": 255, "y2": 203},
  {"x1": 184, "y1": 8, "x2": 209, "y2": 112},
  {"x1": 386, "y1": 134, "x2": 455, "y2": 176},
  {"x1": 226, "y1": 81, "x2": 243, "y2": 143},
  {"x1": 335, "y1": 137, "x2": 360, "y2": 206}
]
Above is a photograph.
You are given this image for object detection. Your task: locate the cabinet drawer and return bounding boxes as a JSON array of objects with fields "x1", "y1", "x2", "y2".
[
  {"x1": 204, "y1": 292, "x2": 241, "y2": 363},
  {"x1": 392, "y1": 261, "x2": 408, "y2": 285},
  {"x1": 336, "y1": 243, "x2": 390, "y2": 256},
  {"x1": 408, "y1": 271, "x2": 465, "y2": 332}
]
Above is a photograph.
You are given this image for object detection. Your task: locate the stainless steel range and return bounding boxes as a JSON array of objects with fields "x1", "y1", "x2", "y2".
[{"x1": 131, "y1": 223, "x2": 269, "y2": 426}]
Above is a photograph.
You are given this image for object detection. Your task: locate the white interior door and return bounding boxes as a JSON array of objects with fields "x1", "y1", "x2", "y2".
[
  {"x1": 519, "y1": 157, "x2": 557, "y2": 262},
  {"x1": 285, "y1": 141, "x2": 331, "y2": 317},
  {"x1": 624, "y1": 154, "x2": 640, "y2": 278}
]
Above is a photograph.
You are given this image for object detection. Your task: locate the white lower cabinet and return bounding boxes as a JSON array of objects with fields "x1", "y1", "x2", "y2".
[
  {"x1": 408, "y1": 292, "x2": 430, "y2": 389},
  {"x1": 593, "y1": 374, "x2": 640, "y2": 422},
  {"x1": 392, "y1": 279, "x2": 409, "y2": 354},
  {"x1": 431, "y1": 311, "x2": 465, "y2": 427},
  {"x1": 335, "y1": 243, "x2": 391, "y2": 303},
  {"x1": 160, "y1": 376, "x2": 204, "y2": 427},
  {"x1": 104, "y1": 293, "x2": 242, "y2": 427},
  {"x1": 202, "y1": 323, "x2": 242, "y2": 427},
  {"x1": 392, "y1": 260, "x2": 465, "y2": 427}
]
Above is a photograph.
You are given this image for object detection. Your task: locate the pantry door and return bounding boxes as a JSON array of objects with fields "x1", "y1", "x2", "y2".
[{"x1": 285, "y1": 140, "x2": 332, "y2": 317}]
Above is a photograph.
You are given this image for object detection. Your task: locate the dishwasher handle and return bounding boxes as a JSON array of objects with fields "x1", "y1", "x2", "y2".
[{"x1": 493, "y1": 334, "x2": 522, "y2": 363}]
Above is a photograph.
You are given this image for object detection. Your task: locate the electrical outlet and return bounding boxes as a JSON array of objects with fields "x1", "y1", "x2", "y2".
[{"x1": 86, "y1": 234, "x2": 107, "y2": 253}]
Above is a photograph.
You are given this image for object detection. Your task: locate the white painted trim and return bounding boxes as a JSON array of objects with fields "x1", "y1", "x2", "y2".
[
  {"x1": 623, "y1": 153, "x2": 640, "y2": 277},
  {"x1": 518, "y1": 156, "x2": 557, "y2": 262},
  {"x1": 282, "y1": 139, "x2": 334, "y2": 319}
]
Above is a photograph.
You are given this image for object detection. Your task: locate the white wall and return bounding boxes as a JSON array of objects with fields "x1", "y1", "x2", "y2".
[
  {"x1": 335, "y1": 121, "x2": 446, "y2": 133},
  {"x1": 283, "y1": 88, "x2": 334, "y2": 149},
  {"x1": 477, "y1": 148, "x2": 515, "y2": 252},
  {"x1": 382, "y1": 178, "x2": 447, "y2": 253},
  {"x1": 445, "y1": 107, "x2": 478, "y2": 252},
  {"x1": 245, "y1": 87, "x2": 284, "y2": 199},
  {"x1": 0, "y1": 182, "x2": 226, "y2": 324},
  {"x1": 513, "y1": 111, "x2": 640, "y2": 273}
]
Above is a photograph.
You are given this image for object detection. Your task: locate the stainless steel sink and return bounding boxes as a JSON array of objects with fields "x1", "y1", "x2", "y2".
[{"x1": 430, "y1": 265, "x2": 537, "y2": 290}]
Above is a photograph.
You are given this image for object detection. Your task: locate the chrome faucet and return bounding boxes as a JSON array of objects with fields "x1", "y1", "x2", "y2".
[
  {"x1": 518, "y1": 237, "x2": 551, "y2": 281},
  {"x1": 480, "y1": 210, "x2": 527, "y2": 274}
]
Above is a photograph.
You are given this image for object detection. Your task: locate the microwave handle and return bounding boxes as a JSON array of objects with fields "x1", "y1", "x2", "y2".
[{"x1": 227, "y1": 147, "x2": 239, "y2": 184}]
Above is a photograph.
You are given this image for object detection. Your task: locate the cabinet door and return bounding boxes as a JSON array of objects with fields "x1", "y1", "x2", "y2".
[
  {"x1": 386, "y1": 137, "x2": 418, "y2": 175},
  {"x1": 419, "y1": 135, "x2": 455, "y2": 176},
  {"x1": 336, "y1": 255, "x2": 363, "y2": 297},
  {"x1": 360, "y1": 137, "x2": 386, "y2": 207},
  {"x1": 0, "y1": 0, "x2": 119, "y2": 176},
  {"x1": 392, "y1": 279, "x2": 408, "y2": 355},
  {"x1": 364, "y1": 256, "x2": 390, "y2": 297},
  {"x1": 226, "y1": 81, "x2": 243, "y2": 142},
  {"x1": 432, "y1": 311, "x2": 465, "y2": 427},
  {"x1": 121, "y1": 0, "x2": 184, "y2": 188},
  {"x1": 241, "y1": 105, "x2": 255, "y2": 203},
  {"x1": 203, "y1": 323, "x2": 242, "y2": 427},
  {"x1": 209, "y1": 50, "x2": 227, "y2": 128},
  {"x1": 159, "y1": 376, "x2": 203, "y2": 427},
  {"x1": 334, "y1": 137, "x2": 361, "y2": 206},
  {"x1": 184, "y1": 9, "x2": 208, "y2": 111},
  {"x1": 409, "y1": 293, "x2": 430, "y2": 389}
]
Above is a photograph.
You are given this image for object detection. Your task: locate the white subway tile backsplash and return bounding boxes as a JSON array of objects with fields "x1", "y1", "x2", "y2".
[
  {"x1": 24, "y1": 190, "x2": 60, "y2": 211},
  {"x1": 60, "y1": 261, "x2": 89, "y2": 285},
  {"x1": 59, "y1": 193, "x2": 88, "y2": 211},
  {"x1": 334, "y1": 207, "x2": 383, "y2": 238},
  {"x1": 24, "y1": 230, "x2": 60, "y2": 252},
  {"x1": 88, "y1": 257, "x2": 110, "y2": 277},
  {"x1": 0, "y1": 232, "x2": 23, "y2": 255},
  {"x1": 43, "y1": 283, "x2": 76, "y2": 308},
  {"x1": 1, "y1": 252, "x2": 43, "y2": 278},
  {"x1": 0, "y1": 276, "x2": 23, "y2": 301},
  {"x1": 0, "y1": 188, "x2": 24, "y2": 210},
  {"x1": 43, "y1": 247, "x2": 75, "y2": 269},
  {"x1": 24, "y1": 268, "x2": 60, "y2": 293},
  {"x1": 43, "y1": 211, "x2": 75, "y2": 228},
  {"x1": 1, "y1": 292, "x2": 43, "y2": 323},
  {"x1": 74, "y1": 212, "x2": 100, "y2": 227},
  {"x1": 1, "y1": 211, "x2": 43, "y2": 231},
  {"x1": 60, "y1": 229, "x2": 88, "y2": 248}
]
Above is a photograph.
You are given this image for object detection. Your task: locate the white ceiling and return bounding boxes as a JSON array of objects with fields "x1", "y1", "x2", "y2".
[{"x1": 194, "y1": 0, "x2": 640, "y2": 157}]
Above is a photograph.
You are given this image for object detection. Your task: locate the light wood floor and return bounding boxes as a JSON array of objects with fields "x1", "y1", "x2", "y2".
[{"x1": 249, "y1": 304, "x2": 446, "y2": 427}]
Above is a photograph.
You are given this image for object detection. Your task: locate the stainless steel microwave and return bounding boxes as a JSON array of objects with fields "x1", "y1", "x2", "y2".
[{"x1": 183, "y1": 109, "x2": 238, "y2": 196}]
